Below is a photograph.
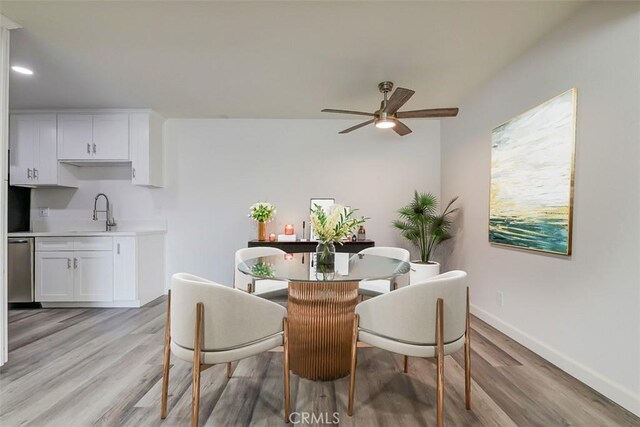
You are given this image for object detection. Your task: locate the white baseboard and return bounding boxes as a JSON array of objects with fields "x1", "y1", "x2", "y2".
[
  {"x1": 41, "y1": 300, "x2": 141, "y2": 308},
  {"x1": 471, "y1": 304, "x2": 640, "y2": 417}
]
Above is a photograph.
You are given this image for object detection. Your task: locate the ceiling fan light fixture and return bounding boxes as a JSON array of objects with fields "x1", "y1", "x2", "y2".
[{"x1": 375, "y1": 118, "x2": 396, "y2": 129}]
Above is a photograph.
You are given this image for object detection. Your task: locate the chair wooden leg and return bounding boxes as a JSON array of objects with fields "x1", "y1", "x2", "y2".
[
  {"x1": 191, "y1": 302, "x2": 204, "y2": 427},
  {"x1": 436, "y1": 298, "x2": 445, "y2": 427},
  {"x1": 227, "y1": 362, "x2": 233, "y2": 378},
  {"x1": 465, "y1": 287, "x2": 471, "y2": 410},
  {"x1": 161, "y1": 290, "x2": 171, "y2": 419},
  {"x1": 283, "y1": 318, "x2": 291, "y2": 423},
  {"x1": 348, "y1": 314, "x2": 359, "y2": 416}
]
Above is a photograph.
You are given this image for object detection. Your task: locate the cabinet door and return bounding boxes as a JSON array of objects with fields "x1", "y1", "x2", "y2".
[
  {"x1": 35, "y1": 252, "x2": 74, "y2": 301},
  {"x1": 57, "y1": 114, "x2": 93, "y2": 160},
  {"x1": 33, "y1": 115, "x2": 58, "y2": 184},
  {"x1": 74, "y1": 251, "x2": 114, "y2": 302},
  {"x1": 9, "y1": 114, "x2": 35, "y2": 185},
  {"x1": 93, "y1": 114, "x2": 129, "y2": 160},
  {"x1": 129, "y1": 113, "x2": 149, "y2": 185},
  {"x1": 113, "y1": 237, "x2": 136, "y2": 301}
]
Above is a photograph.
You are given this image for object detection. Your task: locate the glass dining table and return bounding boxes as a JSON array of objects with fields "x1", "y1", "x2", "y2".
[{"x1": 238, "y1": 252, "x2": 410, "y2": 381}]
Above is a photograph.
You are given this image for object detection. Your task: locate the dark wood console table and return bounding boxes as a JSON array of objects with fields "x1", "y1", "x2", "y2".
[{"x1": 248, "y1": 239, "x2": 374, "y2": 253}]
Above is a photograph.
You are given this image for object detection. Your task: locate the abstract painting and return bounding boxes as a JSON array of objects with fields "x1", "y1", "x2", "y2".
[{"x1": 489, "y1": 88, "x2": 577, "y2": 255}]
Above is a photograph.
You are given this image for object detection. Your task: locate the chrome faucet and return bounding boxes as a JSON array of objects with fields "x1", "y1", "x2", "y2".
[{"x1": 93, "y1": 193, "x2": 117, "y2": 231}]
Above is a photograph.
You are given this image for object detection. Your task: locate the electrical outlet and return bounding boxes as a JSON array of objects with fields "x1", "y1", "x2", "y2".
[
  {"x1": 38, "y1": 207, "x2": 49, "y2": 217},
  {"x1": 496, "y1": 291, "x2": 504, "y2": 307}
]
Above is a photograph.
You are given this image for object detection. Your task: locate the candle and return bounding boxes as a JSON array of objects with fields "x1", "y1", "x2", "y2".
[
  {"x1": 269, "y1": 233, "x2": 276, "y2": 242},
  {"x1": 284, "y1": 253, "x2": 294, "y2": 260},
  {"x1": 284, "y1": 224, "x2": 294, "y2": 235}
]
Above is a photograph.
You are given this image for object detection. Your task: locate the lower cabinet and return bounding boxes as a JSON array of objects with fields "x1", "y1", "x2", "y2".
[
  {"x1": 35, "y1": 234, "x2": 165, "y2": 307},
  {"x1": 74, "y1": 251, "x2": 114, "y2": 301},
  {"x1": 36, "y1": 249, "x2": 113, "y2": 302},
  {"x1": 35, "y1": 251, "x2": 75, "y2": 301}
]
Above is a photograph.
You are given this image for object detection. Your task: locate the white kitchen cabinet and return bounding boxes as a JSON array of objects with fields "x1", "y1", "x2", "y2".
[
  {"x1": 35, "y1": 233, "x2": 165, "y2": 307},
  {"x1": 57, "y1": 114, "x2": 93, "y2": 160},
  {"x1": 113, "y1": 237, "x2": 136, "y2": 301},
  {"x1": 35, "y1": 251, "x2": 75, "y2": 301},
  {"x1": 74, "y1": 251, "x2": 114, "y2": 301},
  {"x1": 35, "y1": 237, "x2": 113, "y2": 303},
  {"x1": 57, "y1": 113, "x2": 129, "y2": 162},
  {"x1": 93, "y1": 114, "x2": 129, "y2": 160},
  {"x1": 129, "y1": 112, "x2": 164, "y2": 187},
  {"x1": 9, "y1": 114, "x2": 77, "y2": 187}
]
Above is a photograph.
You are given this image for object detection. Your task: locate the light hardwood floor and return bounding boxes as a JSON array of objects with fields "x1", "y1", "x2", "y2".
[{"x1": 1, "y1": 297, "x2": 638, "y2": 426}]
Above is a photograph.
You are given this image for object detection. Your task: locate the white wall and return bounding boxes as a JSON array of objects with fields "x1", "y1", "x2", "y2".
[
  {"x1": 32, "y1": 119, "x2": 440, "y2": 285},
  {"x1": 441, "y1": 2, "x2": 640, "y2": 415}
]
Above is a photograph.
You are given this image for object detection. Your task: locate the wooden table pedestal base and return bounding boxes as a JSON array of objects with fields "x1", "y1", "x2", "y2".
[{"x1": 287, "y1": 281, "x2": 359, "y2": 381}]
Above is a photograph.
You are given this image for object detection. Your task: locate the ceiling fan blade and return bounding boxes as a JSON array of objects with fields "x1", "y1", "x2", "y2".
[
  {"x1": 339, "y1": 119, "x2": 374, "y2": 134},
  {"x1": 322, "y1": 108, "x2": 375, "y2": 117},
  {"x1": 396, "y1": 108, "x2": 459, "y2": 119},
  {"x1": 393, "y1": 120, "x2": 412, "y2": 136},
  {"x1": 384, "y1": 87, "x2": 415, "y2": 114}
]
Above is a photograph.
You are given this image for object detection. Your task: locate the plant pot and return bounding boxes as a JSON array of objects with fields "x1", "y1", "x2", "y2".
[{"x1": 409, "y1": 261, "x2": 440, "y2": 284}]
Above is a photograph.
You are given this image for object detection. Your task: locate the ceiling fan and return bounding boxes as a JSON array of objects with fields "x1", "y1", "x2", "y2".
[{"x1": 321, "y1": 81, "x2": 459, "y2": 136}]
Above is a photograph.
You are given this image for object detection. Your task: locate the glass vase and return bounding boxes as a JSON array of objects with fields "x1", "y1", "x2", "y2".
[{"x1": 316, "y1": 241, "x2": 336, "y2": 272}]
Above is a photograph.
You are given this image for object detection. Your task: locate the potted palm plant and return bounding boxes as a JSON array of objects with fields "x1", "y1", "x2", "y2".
[{"x1": 392, "y1": 191, "x2": 458, "y2": 284}]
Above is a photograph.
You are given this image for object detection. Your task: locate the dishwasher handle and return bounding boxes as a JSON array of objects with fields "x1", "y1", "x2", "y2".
[{"x1": 9, "y1": 239, "x2": 30, "y2": 244}]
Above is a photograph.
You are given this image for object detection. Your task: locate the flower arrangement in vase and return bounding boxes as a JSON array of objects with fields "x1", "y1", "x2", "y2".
[
  {"x1": 249, "y1": 202, "x2": 276, "y2": 241},
  {"x1": 310, "y1": 204, "x2": 368, "y2": 270}
]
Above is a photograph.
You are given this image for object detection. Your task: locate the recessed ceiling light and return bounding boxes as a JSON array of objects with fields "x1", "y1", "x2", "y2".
[{"x1": 12, "y1": 66, "x2": 33, "y2": 75}]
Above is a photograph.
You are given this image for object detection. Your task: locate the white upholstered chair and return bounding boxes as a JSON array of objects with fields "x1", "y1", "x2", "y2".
[
  {"x1": 348, "y1": 270, "x2": 470, "y2": 427},
  {"x1": 161, "y1": 273, "x2": 291, "y2": 426},
  {"x1": 357, "y1": 247, "x2": 411, "y2": 297},
  {"x1": 234, "y1": 247, "x2": 289, "y2": 299}
]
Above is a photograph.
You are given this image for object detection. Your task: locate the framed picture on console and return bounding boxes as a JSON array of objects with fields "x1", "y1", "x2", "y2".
[
  {"x1": 309, "y1": 198, "x2": 334, "y2": 241},
  {"x1": 489, "y1": 88, "x2": 577, "y2": 256}
]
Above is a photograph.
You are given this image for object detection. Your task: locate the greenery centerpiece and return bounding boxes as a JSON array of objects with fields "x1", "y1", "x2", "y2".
[
  {"x1": 250, "y1": 261, "x2": 276, "y2": 279},
  {"x1": 392, "y1": 191, "x2": 458, "y2": 281},
  {"x1": 249, "y1": 202, "x2": 276, "y2": 241},
  {"x1": 310, "y1": 204, "x2": 368, "y2": 270}
]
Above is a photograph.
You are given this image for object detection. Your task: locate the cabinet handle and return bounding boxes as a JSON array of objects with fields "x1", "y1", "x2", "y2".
[
  {"x1": 87, "y1": 143, "x2": 91, "y2": 154},
  {"x1": 73, "y1": 258, "x2": 78, "y2": 269},
  {"x1": 67, "y1": 258, "x2": 71, "y2": 269},
  {"x1": 33, "y1": 168, "x2": 38, "y2": 179},
  {"x1": 117, "y1": 243, "x2": 121, "y2": 255},
  {"x1": 27, "y1": 168, "x2": 32, "y2": 178},
  {"x1": 93, "y1": 143, "x2": 97, "y2": 154},
  {"x1": 132, "y1": 168, "x2": 136, "y2": 179}
]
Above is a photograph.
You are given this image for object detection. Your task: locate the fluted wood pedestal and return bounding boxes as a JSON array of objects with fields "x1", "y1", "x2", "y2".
[{"x1": 287, "y1": 281, "x2": 359, "y2": 381}]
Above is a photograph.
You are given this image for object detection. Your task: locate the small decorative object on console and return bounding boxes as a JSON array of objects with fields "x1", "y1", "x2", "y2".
[
  {"x1": 357, "y1": 225, "x2": 366, "y2": 241},
  {"x1": 284, "y1": 224, "x2": 294, "y2": 235}
]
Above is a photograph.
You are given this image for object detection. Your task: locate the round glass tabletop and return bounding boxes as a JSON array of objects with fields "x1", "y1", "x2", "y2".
[{"x1": 238, "y1": 252, "x2": 410, "y2": 282}]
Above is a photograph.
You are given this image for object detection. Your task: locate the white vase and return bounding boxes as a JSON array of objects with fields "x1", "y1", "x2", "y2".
[{"x1": 409, "y1": 261, "x2": 440, "y2": 284}]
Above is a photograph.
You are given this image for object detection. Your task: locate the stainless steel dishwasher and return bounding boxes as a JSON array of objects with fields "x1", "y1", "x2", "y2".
[{"x1": 8, "y1": 238, "x2": 34, "y2": 303}]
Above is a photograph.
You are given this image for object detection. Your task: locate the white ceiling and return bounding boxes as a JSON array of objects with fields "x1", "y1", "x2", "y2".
[{"x1": 2, "y1": 1, "x2": 584, "y2": 119}]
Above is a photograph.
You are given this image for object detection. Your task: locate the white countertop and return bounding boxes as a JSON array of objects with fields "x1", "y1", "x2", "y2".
[{"x1": 8, "y1": 230, "x2": 166, "y2": 238}]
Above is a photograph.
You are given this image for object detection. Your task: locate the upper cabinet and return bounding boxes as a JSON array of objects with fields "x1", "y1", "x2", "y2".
[
  {"x1": 9, "y1": 110, "x2": 164, "y2": 188},
  {"x1": 130, "y1": 112, "x2": 164, "y2": 187},
  {"x1": 58, "y1": 113, "x2": 129, "y2": 161},
  {"x1": 9, "y1": 114, "x2": 78, "y2": 187}
]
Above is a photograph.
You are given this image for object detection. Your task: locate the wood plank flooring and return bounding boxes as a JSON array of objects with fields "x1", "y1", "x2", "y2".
[{"x1": 1, "y1": 297, "x2": 638, "y2": 426}]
